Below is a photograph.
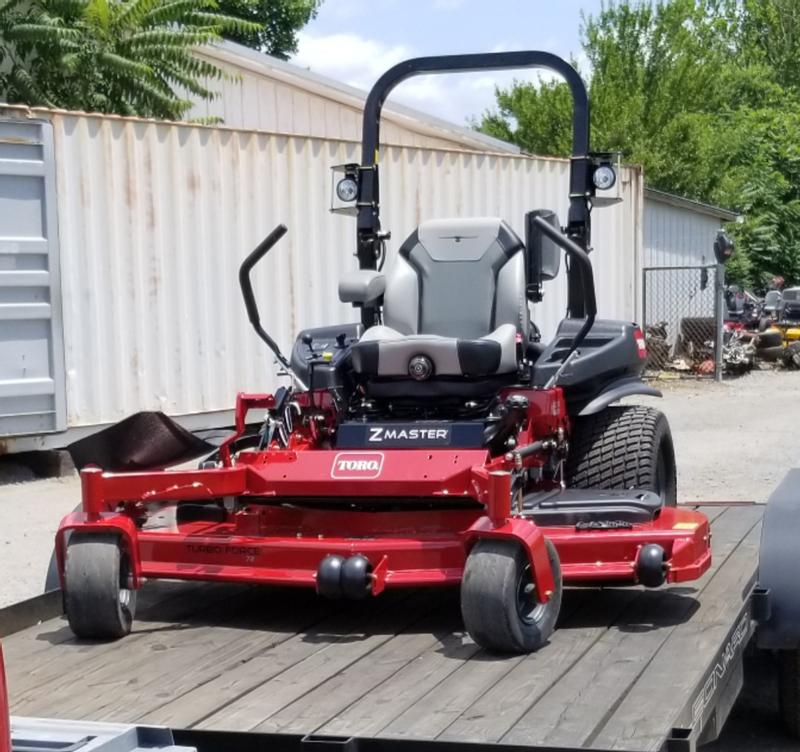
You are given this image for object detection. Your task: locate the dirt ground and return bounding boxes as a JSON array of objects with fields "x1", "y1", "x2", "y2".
[{"x1": 1, "y1": 369, "x2": 800, "y2": 750}]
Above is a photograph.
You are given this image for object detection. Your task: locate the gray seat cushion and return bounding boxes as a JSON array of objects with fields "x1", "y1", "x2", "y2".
[{"x1": 351, "y1": 324, "x2": 518, "y2": 378}]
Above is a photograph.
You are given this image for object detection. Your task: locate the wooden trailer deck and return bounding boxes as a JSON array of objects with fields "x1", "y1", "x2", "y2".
[{"x1": 2, "y1": 504, "x2": 763, "y2": 752}]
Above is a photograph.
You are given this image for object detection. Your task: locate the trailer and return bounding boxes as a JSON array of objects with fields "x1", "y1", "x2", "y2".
[{"x1": 4, "y1": 493, "x2": 797, "y2": 752}]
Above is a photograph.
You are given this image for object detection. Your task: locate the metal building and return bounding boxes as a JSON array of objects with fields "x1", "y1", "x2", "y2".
[
  {"x1": 191, "y1": 41, "x2": 518, "y2": 154},
  {"x1": 641, "y1": 188, "x2": 739, "y2": 371},
  {"x1": 643, "y1": 188, "x2": 738, "y2": 268}
]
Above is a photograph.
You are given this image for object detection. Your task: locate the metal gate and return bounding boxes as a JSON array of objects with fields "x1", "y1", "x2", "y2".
[
  {"x1": 0, "y1": 119, "x2": 66, "y2": 437},
  {"x1": 642, "y1": 264, "x2": 720, "y2": 377}
]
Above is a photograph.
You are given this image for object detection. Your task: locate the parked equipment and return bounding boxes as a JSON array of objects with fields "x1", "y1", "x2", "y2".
[{"x1": 54, "y1": 51, "x2": 711, "y2": 654}]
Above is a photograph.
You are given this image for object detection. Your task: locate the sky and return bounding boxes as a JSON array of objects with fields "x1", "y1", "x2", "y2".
[{"x1": 291, "y1": 0, "x2": 605, "y2": 125}]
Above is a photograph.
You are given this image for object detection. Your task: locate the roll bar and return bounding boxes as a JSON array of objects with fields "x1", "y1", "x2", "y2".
[{"x1": 354, "y1": 51, "x2": 596, "y2": 321}]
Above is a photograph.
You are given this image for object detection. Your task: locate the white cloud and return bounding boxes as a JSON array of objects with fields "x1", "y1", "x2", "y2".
[
  {"x1": 292, "y1": 32, "x2": 552, "y2": 125},
  {"x1": 293, "y1": 31, "x2": 412, "y2": 91}
]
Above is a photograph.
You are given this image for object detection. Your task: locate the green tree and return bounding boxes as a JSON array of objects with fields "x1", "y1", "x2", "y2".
[
  {"x1": 477, "y1": 0, "x2": 800, "y2": 287},
  {"x1": 217, "y1": 0, "x2": 321, "y2": 58},
  {"x1": 0, "y1": 0, "x2": 260, "y2": 119}
]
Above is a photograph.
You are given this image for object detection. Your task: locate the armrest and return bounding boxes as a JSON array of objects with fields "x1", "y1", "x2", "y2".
[{"x1": 339, "y1": 270, "x2": 386, "y2": 305}]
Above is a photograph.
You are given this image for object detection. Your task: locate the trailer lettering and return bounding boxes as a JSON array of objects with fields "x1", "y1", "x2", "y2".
[{"x1": 690, "y1": 613, "x2": 751, "y2": 725}]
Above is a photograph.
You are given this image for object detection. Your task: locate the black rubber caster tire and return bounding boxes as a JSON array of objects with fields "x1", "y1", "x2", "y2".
[
  {"x1": 64, "y1": 533, "x2": 136, "y2": 639},
  {"x1": 461, "y1": 538, "x2": 562, "y2": 654},
  {"x1": 566, "y1": 406, "x2": 677, "y2": 507}
]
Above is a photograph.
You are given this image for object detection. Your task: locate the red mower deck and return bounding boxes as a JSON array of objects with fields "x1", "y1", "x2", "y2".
[{"x1": 2, "y1": 504, "x2": 762, "y2": 752}]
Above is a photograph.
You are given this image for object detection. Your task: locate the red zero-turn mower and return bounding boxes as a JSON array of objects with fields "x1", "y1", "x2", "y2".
[{"x1": 55, "y1": 51, "x2": 712, "y2": 653}]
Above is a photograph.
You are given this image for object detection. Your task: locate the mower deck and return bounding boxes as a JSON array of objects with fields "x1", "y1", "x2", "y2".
[{"x1": 3, "y1": 503, "x2": 762, "y2": 752}]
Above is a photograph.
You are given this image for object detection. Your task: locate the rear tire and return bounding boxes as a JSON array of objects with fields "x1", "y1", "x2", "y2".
[
  {"x1": 461, "y1": 538, "x2": 562, "y2": 653},
  {"x1": 64, "y1": 533, "x2": 136, "y2": 639},
  {"x1": 779, "y1": 649, "x2": 800, "y2": 738},
  {"x1": 566, "y1": 406, "x2": 677, "y2": 506}
]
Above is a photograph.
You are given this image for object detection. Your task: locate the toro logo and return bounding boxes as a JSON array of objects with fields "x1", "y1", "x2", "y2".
[{"x1": 331, "y1": 452, "x2": 385, "y2": 479}]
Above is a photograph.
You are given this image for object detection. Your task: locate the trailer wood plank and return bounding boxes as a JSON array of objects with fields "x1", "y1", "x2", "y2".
[
  {"x1": 434, "y1": 588, "x2": 641, "y2": 744},
  {"x1": 253, "y1": 597, "x2": 462, "y2": 734},
  {"x1": 195, "y1": 590, "x2": 441, "y2": 732},
  {"x1": 2, "y1": 580, "x2": 233, "y2": 667},
  {"x1": 591, "y1": 517, "x2": 763, "y2": 750},
  {"x1": 501, "y1": 504, "x2": 764, "y2": 749},
  {"x1": 1, "y1": 503, "x2": 760, "y2": 752},
  {"x1": 9, "y1": 584, "x2": 279, "y2": 717},
  {"x1": 5, "y1": 582, "x2": 252, "y2": 700},
  {"x1": 138, "y1": 590, "x2": 419, "y2": 729}
]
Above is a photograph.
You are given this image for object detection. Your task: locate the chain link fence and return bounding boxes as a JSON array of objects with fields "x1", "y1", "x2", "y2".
[{"x1": 642, "y1": 265, "x2": 722, "y2": 378}]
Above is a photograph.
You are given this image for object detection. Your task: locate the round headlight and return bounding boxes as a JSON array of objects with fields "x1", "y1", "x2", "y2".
[
  {"x1": 592, "y1": 165, "x2": 617, "y2": 191},
  {"x1": 336, "y1": 177, "x2": 358, "y2": 202}
]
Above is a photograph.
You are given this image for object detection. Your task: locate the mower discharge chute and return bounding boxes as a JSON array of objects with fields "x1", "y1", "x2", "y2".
[{"x1": 56, "y1": 51, "x2": 711, "y2": 653}]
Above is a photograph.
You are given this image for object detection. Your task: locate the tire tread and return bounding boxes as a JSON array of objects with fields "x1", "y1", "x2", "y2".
[{"x1": 565, "y1": 405, "x2": 676, "y2": 504}]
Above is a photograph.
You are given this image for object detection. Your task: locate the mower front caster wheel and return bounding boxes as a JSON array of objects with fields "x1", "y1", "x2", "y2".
[
  {"x1": 461, "y1": 539, "x2": 562, "y2": 654},
  {"x1": 64, "y1": 533, "x2": 137, "y2": 640}
]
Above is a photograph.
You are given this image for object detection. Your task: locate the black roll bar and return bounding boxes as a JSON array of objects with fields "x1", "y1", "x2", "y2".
[{"x1": 355, "y1": 51, "x2": 595, "y2": 322}]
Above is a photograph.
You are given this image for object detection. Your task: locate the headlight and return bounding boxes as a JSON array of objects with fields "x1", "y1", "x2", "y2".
[
  {"x1": 336, "y1": 177, "x2": 358, "y2": 202},
  {"x1": 592, "y1": 165, "x2": 617, "y2": 190}
]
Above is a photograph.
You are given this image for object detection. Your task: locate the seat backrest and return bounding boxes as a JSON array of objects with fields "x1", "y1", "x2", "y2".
[{"x1": 383, "y1": 217, "x2": 528, "y2": 340}]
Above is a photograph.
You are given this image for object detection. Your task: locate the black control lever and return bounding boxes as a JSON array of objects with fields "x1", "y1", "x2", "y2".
[{"x1": 239, "y1": 225, "x2": 308, "y2": 390}]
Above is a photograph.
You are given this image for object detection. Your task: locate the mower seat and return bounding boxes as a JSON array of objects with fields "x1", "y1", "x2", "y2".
[{"x1": 350, "y1": 218, "x2": 528, "y2": 380}]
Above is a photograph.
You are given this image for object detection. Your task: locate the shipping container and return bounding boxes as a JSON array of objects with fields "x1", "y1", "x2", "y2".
[{"x1": 0, "y1": 106, "x2": 643, "y2": 451}]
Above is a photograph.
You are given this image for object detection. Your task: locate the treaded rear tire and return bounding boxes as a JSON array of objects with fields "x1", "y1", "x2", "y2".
[
  {"x1": 780, "y1": 649, "x2": 800, "y2": 738},
  {"x1": 461, "y1": 538, "x2": 562, "y2": 654},
  {"x1": 64, "y1": 532, "x2": 136, "y2": 639},
  {"x1": 566, "y1": 405, "x2": 677, "y2": 506}
]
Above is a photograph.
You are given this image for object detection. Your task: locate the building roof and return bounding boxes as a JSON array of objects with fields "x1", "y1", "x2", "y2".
[
  {"x1": 644, "y1": 187, "x2": 739, "y2": 222},
  {"x1": 200, "y1": 41, "x2": 521, "y2": 155}
]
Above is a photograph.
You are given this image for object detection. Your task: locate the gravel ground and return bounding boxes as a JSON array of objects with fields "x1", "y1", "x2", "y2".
[
  {"x1": 2, "y1": 368, "x2": 800, "y2": 749},
  {"x1": 635, "y1": 369, "x2": 800, "y2": 503}
]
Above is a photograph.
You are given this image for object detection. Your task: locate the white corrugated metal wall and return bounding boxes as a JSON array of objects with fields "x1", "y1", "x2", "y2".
[
  {"x1": 190, "y1": 43, "x2": 517, "y2": 154},
  {"x1": 643, "y1": 197, "x2": 724, "y2": 268},
  {"x1": 1, "y1": 108, "x2": 642, "y2": 438},
  {"x1": 642, "y1": 194, "x2": 730, "y2": 347}
]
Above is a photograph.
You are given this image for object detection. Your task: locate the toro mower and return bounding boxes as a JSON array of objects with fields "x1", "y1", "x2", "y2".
[{"x1": 55, "y1": 51, "x2": 711, "y2": 653}]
